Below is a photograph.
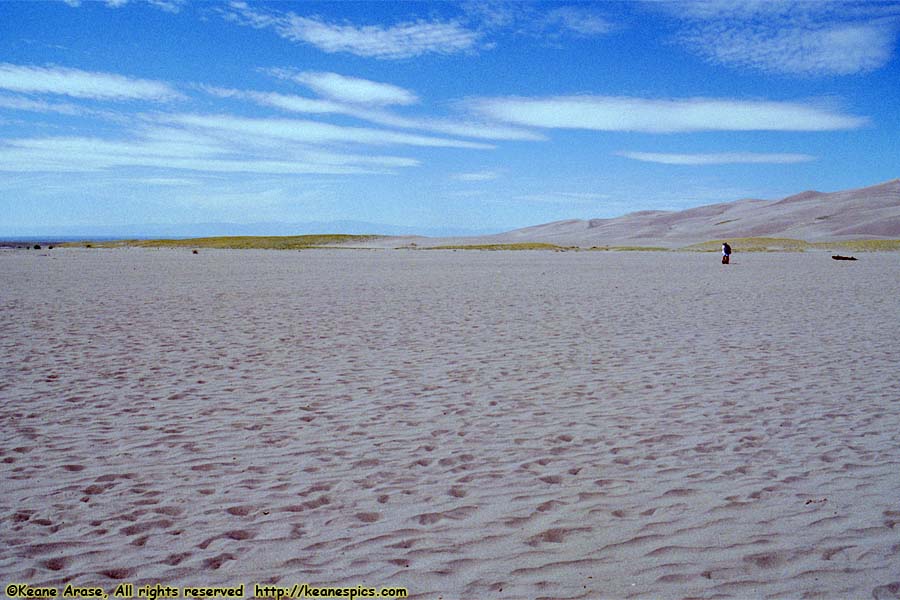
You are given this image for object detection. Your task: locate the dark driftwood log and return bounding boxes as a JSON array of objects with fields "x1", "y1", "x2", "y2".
[{"x1": 832, "y1": 255, "x2": 857, "y2": 261}]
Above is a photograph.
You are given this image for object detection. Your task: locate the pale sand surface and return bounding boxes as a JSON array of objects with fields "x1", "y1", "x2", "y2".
[{"x1": 2, "y1": 248, "x2": 899, "y2": 599}]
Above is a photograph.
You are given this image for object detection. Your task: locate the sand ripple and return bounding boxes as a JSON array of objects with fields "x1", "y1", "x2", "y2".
[{"x1": 2, "y1": 248, "x2": 899, "y2": 598}]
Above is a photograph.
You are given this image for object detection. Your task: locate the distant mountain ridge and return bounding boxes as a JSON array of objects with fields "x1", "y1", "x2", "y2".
[
  {"x1": 489, "y1": 178, "x2": 900, "y2": 248},
  {"x1": 7, "y1": 179, "x2": 898, "y2": 248},
  {"x1": 1, "y1": 220, "x2": 496, "y2": 240}
]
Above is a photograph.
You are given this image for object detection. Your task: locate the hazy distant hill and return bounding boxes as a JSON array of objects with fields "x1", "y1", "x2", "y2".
[
  {"x1": 11, "y1": 179, "x2": 898, "y2": 250},
  {"x1": 1, "y1": 220, "x2": 495, "y2": 240},
  {"x1": 489, "y1": 178, "x2": 900, "y2": 248}
]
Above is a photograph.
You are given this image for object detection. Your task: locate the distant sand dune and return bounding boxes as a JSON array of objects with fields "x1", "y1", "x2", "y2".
[
  {"x1": 2, "y1": 249, "x2": 899, "y2": 599},
  {"x1": 395, "y1": 178, "x2": 899, "y2": 249}
]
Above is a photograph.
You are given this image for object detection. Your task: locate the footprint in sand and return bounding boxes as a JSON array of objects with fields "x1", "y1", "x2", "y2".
[{"x1": 355, "y1": 512, "x2": 381, "y2": 523}]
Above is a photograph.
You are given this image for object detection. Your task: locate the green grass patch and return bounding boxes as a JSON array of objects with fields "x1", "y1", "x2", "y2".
[
  {"x1": 423, "y1": 243, "x2": 670, "y2": 251},
  {"x1": 681, "y1": 237, "x2": 812, "y2": 252},
  {"x1": 63, "y1": 235, "x2": 900, "y2": 253},
  {"x1": 588, "y1": 245, "x2": 670, "y2": 252},
  {"x1": 811, "y1": 239, "x2": 900, "y2": 252},
  {"x1": 682, "y1": 237, "x2": 900, "y2": 252},
  {"x1": 423, "y1": 243, "x2": 575, "y2": 251},
  {"x1": 64, "y1": 234, "x2": 382, "y2": 250}
]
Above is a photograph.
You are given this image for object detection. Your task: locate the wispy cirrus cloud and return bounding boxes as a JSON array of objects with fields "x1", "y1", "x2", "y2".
[
  {"x1": 225, "y1": 2, "x2": 480, "y2": 60},
  {"x1": 133, "y1": 177, "x2": 204, "y2": 187},
  {"x1": 350, "y1": 110, "x2": 543, "y2": 142},
  {"x1": 270, "y1": 70, "x2": 419, "y2": 106},
  {"x1": 469, "y1": 95, "x2": 867, "y2": 133},
  {"x1": 221, "y1": 2, "x2": 616, "y2": 63},
  {"x1": 543, "y1": 6, "x2": 615, "y2": 37},
  {"x1": 617, "y1": 151, "x2": 816, "y2": 165},
  {"x1": 512, "y1": 191, "x2": 611, "y2": 206},
  {"x1": 61, "y1": 0, "x2": 186, "y2": 12},
  {"x1": 202, "y1": 82, "x2": 542, "y2": 142},
  {"x1": 165, "y1": 114, "x2": 494, "y2": 150},
  {"x1": 201, "y1": 85, "x2": 345, "y2": 115},
  {"x1": 667, "y1": 0, "x2": 900, "y2": 76},
  {"x1": 0, "y1": 93, "x2": 92, "y2": 116},
  {"x1": 461, "y1": 2, "x2": 617, "y2": 39},
  {"x1": 452, "y1": 170, "x2": 501, "y2": 182},
  {"x1": 0, "y1": 63, "x2": 181, "y2": 101},
  {"x1": 143, "y1": 0, "x2": 185, "y2": 12},
  {"x1": 681, "y1": 21, "x2": 896, "y2": 76},
  {"x1": 0, "y1": 130, "x2": 419, "y2": 175}
]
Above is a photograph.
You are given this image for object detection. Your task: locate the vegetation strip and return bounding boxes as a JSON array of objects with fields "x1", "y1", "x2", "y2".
[
  {"x1": 422, "y1": 243, "x2": 573, "y2": 251},
  {"x1": 58, "y1": 236, "x2": 900, "y2": 252},
  {"x1": 683, "y1": 238, "x2": 900, "y2": 252},
  {"x1": 422, "y1": 243, "x2": 668, "y2": 251},
  {"x1": 63, "y1": 235, "x2": 382, "y2": 250}
]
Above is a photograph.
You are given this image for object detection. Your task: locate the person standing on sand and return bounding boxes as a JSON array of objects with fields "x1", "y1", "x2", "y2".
[{"x1": 722, "y1": 242, "x2": 732, "y2": 264}]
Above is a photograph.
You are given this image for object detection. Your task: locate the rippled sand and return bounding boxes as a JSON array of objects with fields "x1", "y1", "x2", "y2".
[{"x1": 2, "y1": 248, "x2": 899, "y2": 599}]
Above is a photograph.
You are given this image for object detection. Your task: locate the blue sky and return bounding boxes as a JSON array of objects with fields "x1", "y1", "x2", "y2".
[{"x1": 1, "y1": 0, "x2": 898, "y2": 235}]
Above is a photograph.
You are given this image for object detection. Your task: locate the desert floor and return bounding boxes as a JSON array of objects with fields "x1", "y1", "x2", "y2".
[{"x1": 2, "y1": 248, "x2": 899, "y2": 599}]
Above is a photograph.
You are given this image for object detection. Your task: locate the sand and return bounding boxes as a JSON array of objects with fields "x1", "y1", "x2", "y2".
[{"x1": 2, "y1": 248, "x2": 899, "y2": 599}]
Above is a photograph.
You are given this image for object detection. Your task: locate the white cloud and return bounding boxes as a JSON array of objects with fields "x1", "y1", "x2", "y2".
[
  {"x1": 0, "y1": 117, "x2": 430, "y2": 176},
  {"x1": 544, "y1": 7, "x2": 615, "y2": 36},
  {"x1": 512, "y1": 191, "x2": 611, "y2": 205},
  {"x1": 279, "y1": 16, "x2": 480, "y2": 59},
  {"x1": 461, "y1": 2, "x2": 617, "y2": 39},
  {"x1": 63, "y1": 0, "x2": 185, "y2": 11},
  {"x1": 355, "y1": 112, "x2": 543, "y2": 141},
  {"x1": 201, "y1": 85, "x2": 345, "y2": 114},
  {"x1": 167, "y1": 114, "x2": 494, "y2": 149},
  {"x1": 453, "y1": 170, "x2": 501, "y2": 181},
  {"x1": 226, "y1": 3, "x2": 480, "y2": 59},
  {"x1": 13, "y1": 133, "x2": 225, "y2": 160},
  {"x1": 0, "y1": 134, "x2": 417, "y2": 175},
  {"x1": 145, "y1": 0, "x2": 184, "y2": 13},
  {"x1": 0, "y1": 93, "x2": 131, "y2": 122},
  {"x1": 682, "y1": 21, "x2": 896, "y2": 76},
  {"x1": 251, "y1": 92, "x2": 343, "y2": 114},
  {"x1": 469, "y1": 95, "x2": 867, "y2": 132},
  {"x1": 277, "y1": 70, "x2": 419, "y2": 106},
  {"x1": 133, "y1": 177, "x2": 203, "y2": 186},
  {"x1": 0, "y1": 64, "x2": 181, "y2": 101},
  {"x1": 669, "y1": 1, "x2": 900, "y2": 75},
  {"x1": 204, "y1": 83, "x2": 542, "y2": 142},
  {"x1": 0, "y1": 93, "x2": 86, "y2": 115},
  {"x1": 616, "y1": 151, "x2": 816, "y2": 165},
  {"x1": 140, "y1": 125, "x2": 421, "y2": 169}
]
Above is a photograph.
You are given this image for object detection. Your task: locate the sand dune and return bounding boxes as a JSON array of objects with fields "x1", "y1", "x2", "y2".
[
  {"x1": 2, "y1": 248, "x2": 900, "y2": 599},
  {"x1": 444, "y1": 178, "x2": 900, "y2": 249}
]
